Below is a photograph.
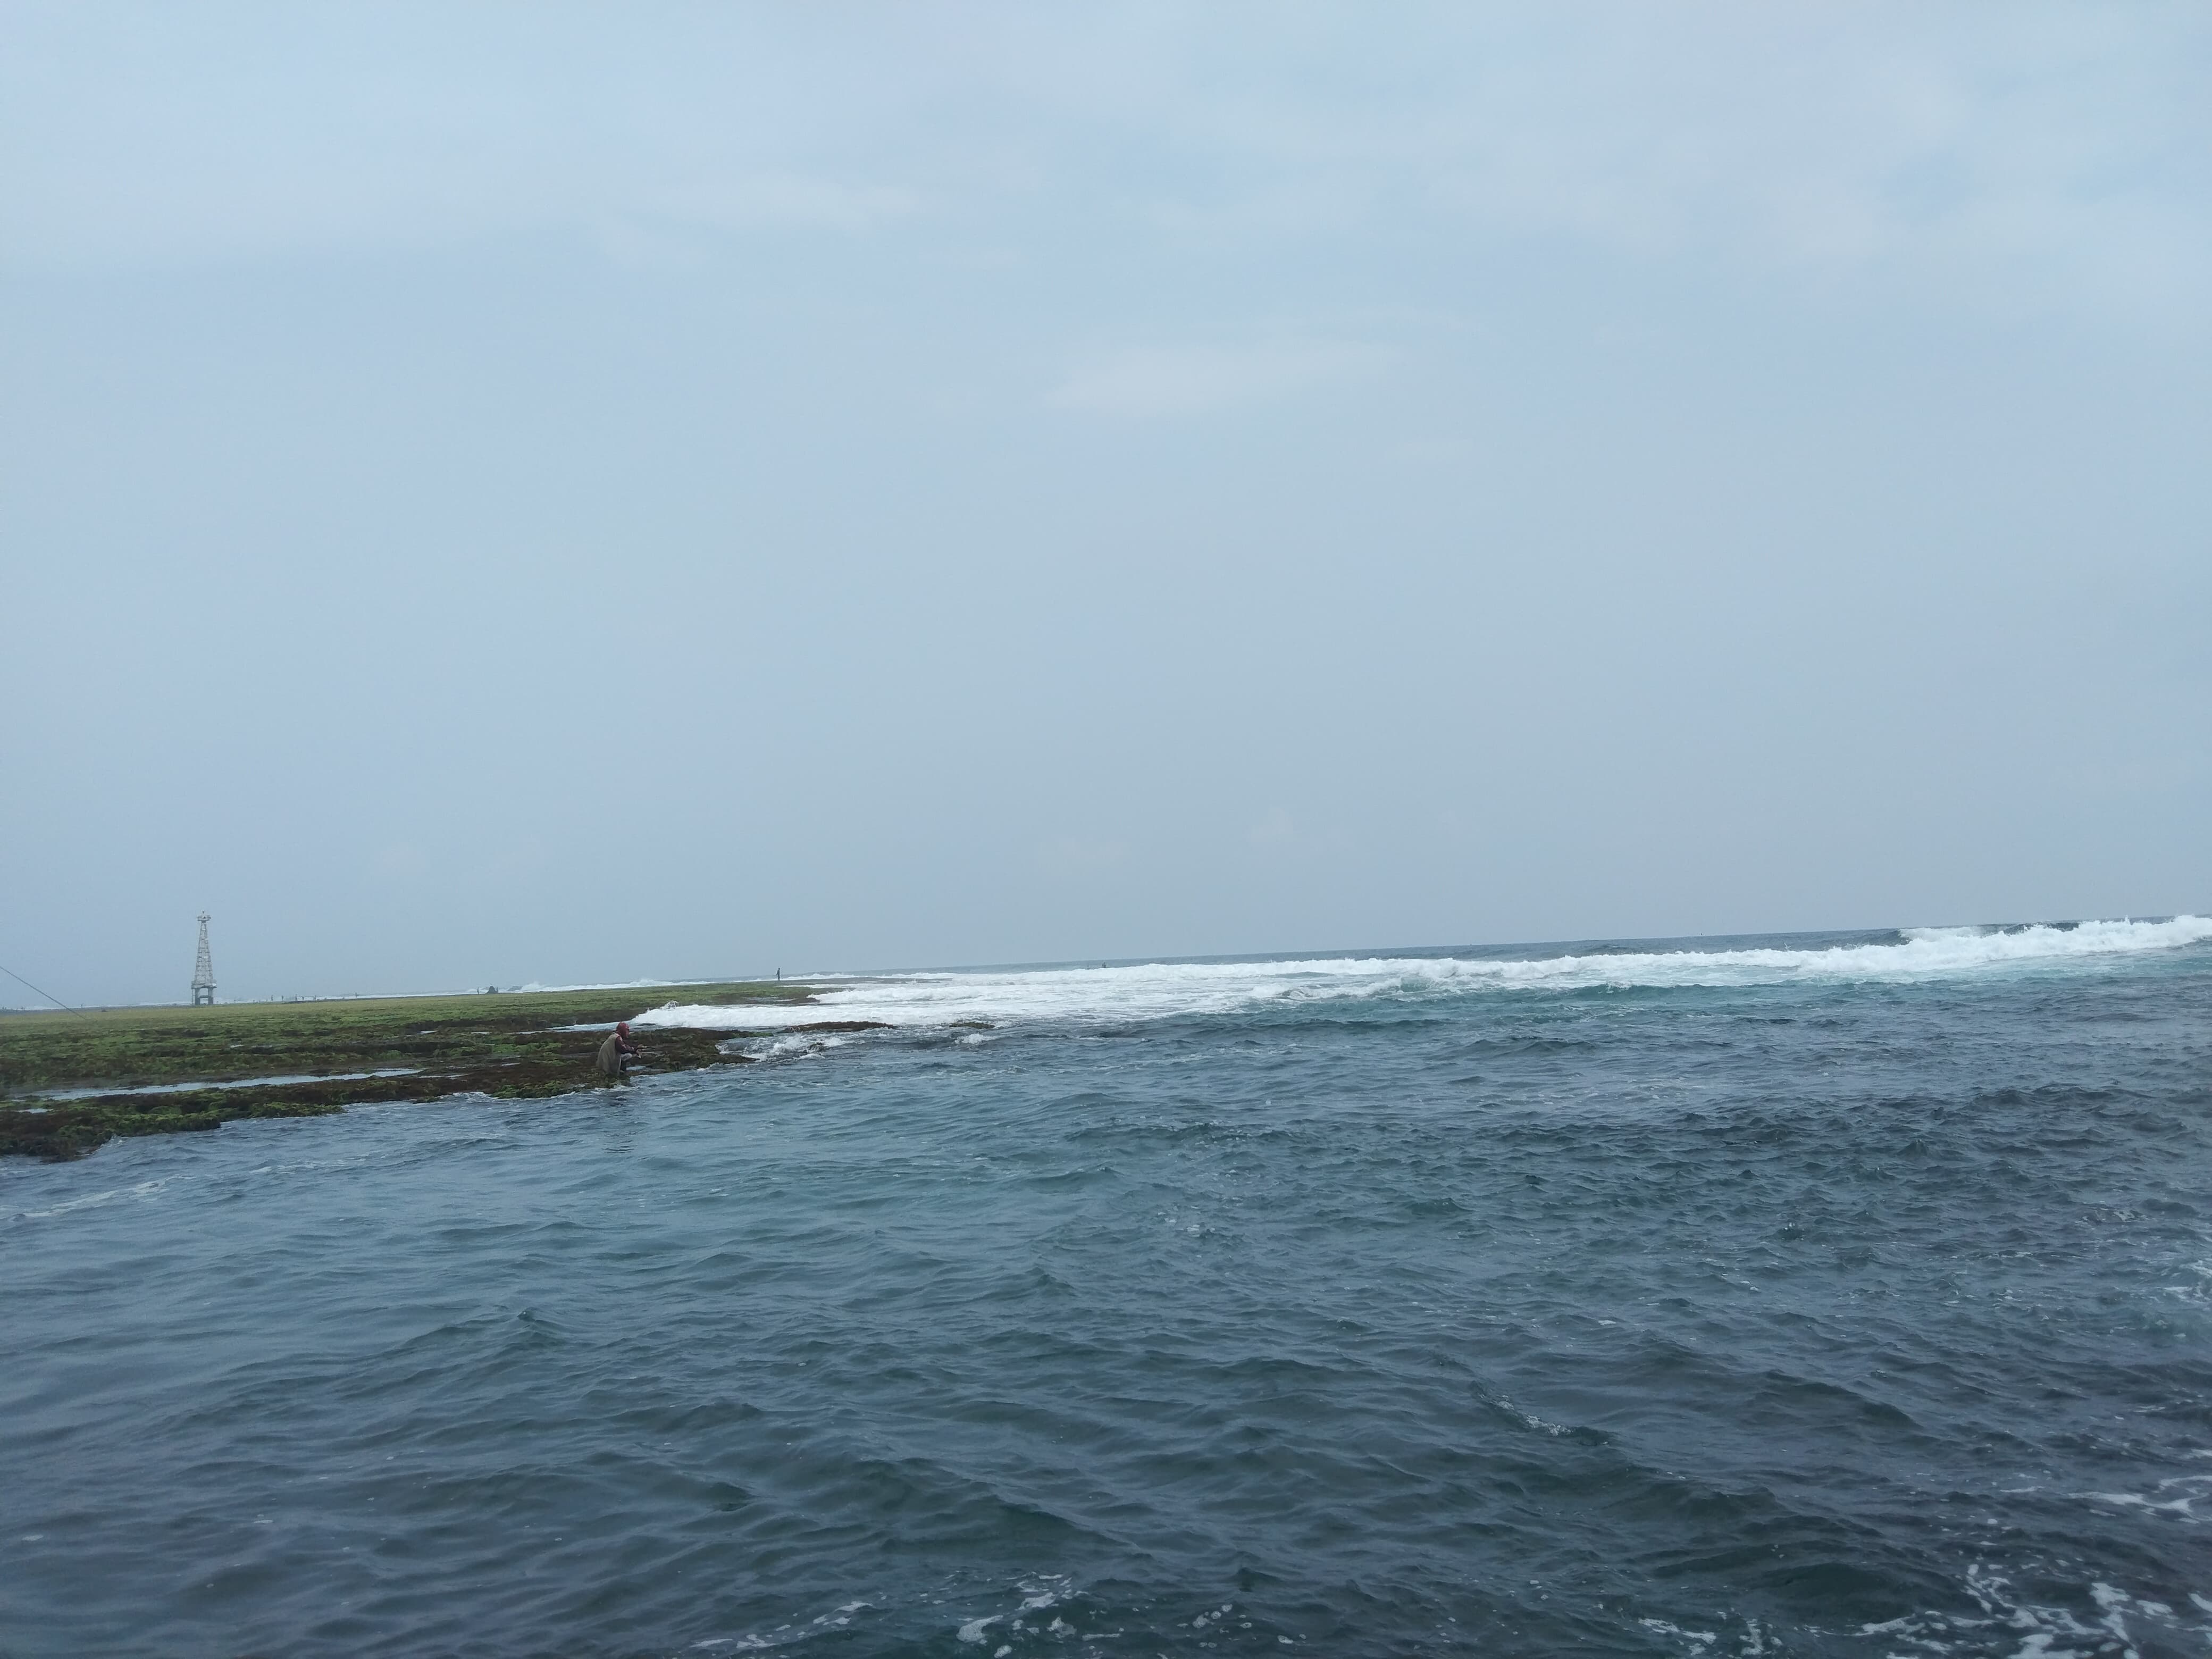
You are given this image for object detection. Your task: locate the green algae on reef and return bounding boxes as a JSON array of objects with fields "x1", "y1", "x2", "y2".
[{"x1": 0, "y1": 982, "x2": 824, "y2": 1161}]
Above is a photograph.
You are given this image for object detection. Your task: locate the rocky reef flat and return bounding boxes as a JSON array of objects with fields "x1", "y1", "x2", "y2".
[{"x1": 0, "y1": 981, "x2": 832, "y2": 1160}]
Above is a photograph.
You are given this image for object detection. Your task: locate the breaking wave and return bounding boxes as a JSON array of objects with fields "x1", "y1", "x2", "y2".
[{"x1": 637, "y1": 915, "x2": 2212, "y2": 1032}]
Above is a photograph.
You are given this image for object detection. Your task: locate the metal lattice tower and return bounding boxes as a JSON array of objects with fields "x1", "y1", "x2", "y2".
[{"x1": 191, "y1": 912, "x2": 216, "y2": 1006}]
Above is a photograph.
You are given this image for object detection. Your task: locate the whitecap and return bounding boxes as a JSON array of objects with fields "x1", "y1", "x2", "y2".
[{"x1": 635, "y1": 917, "x2": 2212, "y2": 1034}]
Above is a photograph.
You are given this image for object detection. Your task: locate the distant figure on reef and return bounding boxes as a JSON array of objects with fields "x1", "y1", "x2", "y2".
[{"x1": 595, "y1": 1021, "x2": 638, "y2": 1085}]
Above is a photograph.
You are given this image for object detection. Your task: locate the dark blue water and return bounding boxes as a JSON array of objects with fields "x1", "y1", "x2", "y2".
[{"x1": 6, "y1": 929, "x2": 2210, "y2": 1657}]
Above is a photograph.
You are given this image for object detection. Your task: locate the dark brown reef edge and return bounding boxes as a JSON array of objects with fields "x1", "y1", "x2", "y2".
[{"x1": 0, "y1": 981, "x2": 877, "y2": 1162}]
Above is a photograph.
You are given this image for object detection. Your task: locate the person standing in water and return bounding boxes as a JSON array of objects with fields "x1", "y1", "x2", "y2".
[{"x1": 595, "y1": 1021, "x2": 638, "y2": 1084}]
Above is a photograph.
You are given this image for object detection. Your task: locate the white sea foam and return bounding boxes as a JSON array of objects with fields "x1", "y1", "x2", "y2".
[
  {"x1": 2080, "y1": 1463, "x2": 2211, "y2": 1520},
  {"x1": 1861, "y1": 1564, "x2": 2212, "y2": 1657},
  {"x1": 5, "y1": 1177, "x2": 171, "y2": 1226},
  {"x1": 954, "y1": 1577, "x2": 1072, "y2": 1645},
  {"x1": 634, "y1": 917, "x2": 2212, "y2": 1033}
]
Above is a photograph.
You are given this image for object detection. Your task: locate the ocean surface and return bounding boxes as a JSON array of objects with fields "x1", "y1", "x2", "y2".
[{"x1": 5, "y1": 920, "x2": 2211, "y2": 1658}]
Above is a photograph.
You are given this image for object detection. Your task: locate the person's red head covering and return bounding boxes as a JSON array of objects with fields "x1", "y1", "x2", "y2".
[{"x1": 616, "y1": 1021, "x2": 630, "y2": 1035}]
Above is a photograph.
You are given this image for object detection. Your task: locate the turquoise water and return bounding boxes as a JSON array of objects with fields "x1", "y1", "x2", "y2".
[{"x1": 5, "y1": 925, "x2": 2210, "y2": 1656}]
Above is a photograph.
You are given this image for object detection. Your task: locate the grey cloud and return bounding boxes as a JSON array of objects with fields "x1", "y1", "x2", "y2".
[
  {"x1": 2, "y1": 1, "x2": 2206, "y2": 1003},
  {"x1": 3, "y1": 3, "x2": 2205, "y2": 322},
  {"x1": 1049, "y1": 341, "x2": 1391, "y2": 417}
]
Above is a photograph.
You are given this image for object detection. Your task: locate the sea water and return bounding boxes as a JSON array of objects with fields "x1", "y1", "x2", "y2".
[{"x1": 4, "y1": 921, "x2": 2210, "y2": 1657}]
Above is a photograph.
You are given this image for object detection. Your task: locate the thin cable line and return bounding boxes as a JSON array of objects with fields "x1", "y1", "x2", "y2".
[{"x1": 1, "y1": 963, "x2": 81, "y2": 1015}]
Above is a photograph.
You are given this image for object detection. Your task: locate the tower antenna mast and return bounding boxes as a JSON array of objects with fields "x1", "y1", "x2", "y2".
[{"x1": 191, "y1": 912, "x2": 216, "y2": 1007}]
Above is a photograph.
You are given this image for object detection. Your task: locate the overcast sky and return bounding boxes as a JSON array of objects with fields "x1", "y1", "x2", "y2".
[{"x1": 4, "y1": 2, "x2": 2207, "y2": 1005}]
